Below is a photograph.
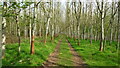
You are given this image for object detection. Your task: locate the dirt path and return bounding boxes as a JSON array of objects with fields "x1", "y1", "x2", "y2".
[
  {"x1": 42, "y1": 39, "x2": 87, "y2": 68},
  {"x1": 67, "y1": 40, "x2": 88, "y2": 68},
  {"x1": 42, "y1": 40, "x2": 61, "y2": 68}
]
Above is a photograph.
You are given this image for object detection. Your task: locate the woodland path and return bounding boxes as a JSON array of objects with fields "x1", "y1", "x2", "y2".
[
  {"x1": 42, "y1": 38, "x2": 87, "y2": 68},
  {"x1": 67, "y1": 40, "x2": 87, "y2": 68},
  {"x1": 43, "y1": 40, "x2": 61, "y2": 67}
]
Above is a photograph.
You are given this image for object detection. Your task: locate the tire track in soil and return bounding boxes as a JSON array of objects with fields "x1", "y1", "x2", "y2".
[
  {"x1": 67, "y1": 40, "x2": 88, "y2": 68},
  {"x1": 42, "y1": 40, "x2": 61, "y2": 68}
]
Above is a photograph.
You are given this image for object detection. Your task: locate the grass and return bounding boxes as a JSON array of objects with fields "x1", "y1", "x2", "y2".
[
  {"x1": 2, "y1": 35, "x2": 119, "y2": 67},
  {"x1": 67, "y1": 37, "x2": 119, "y2": 67},
  {"x1": 2, "y1": 36, "x2": 60, "y2": 66},
  {"x1": 58, "y1": 38, "x2": 73, "y2": 67}
]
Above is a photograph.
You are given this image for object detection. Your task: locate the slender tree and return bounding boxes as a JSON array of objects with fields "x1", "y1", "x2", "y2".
[
  {"x1": 2, "y1": 2, "x2": 7, "y2": 58},
  {"x1": 96, "y1": 0, "x2": 107, "y2": 51},
  {"x1": 16, "y1": 15, "x2": 21, "y2": 54},
  {"x1": 30, "y1": 2, "x2": 36, "y2": 54}
]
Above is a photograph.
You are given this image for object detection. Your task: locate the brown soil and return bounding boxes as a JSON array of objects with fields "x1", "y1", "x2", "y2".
[
  {"x1": 67, "y1": 40, "x2": 88, "y2": 68},
  {"x1": 42, "y1": 40, "x2": 61, "y2": 68}
]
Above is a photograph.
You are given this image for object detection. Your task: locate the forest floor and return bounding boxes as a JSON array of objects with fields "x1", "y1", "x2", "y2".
[{"x1": 2, "y1": 36, "x2": 119, "y2": 68}]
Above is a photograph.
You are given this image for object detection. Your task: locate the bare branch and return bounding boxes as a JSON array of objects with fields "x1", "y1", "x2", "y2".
[{"x1": 96, "y1": 0, "x2": 102, "y2": 13}]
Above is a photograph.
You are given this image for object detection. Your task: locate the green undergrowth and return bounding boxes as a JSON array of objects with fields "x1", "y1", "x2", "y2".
[
  {"x1": 2, "y1": 36, "x2": 60, "y2": 66},
  {"x1": 58, "y1": 38, "x2": 73, "y2": 67},
  {"x1": 67, "y1": 37, "x2": 119, "y2": 67}
]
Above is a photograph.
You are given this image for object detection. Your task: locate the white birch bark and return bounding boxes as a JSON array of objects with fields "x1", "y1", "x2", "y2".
[
  {"x1": 2, "y1": 17, "x2": 6, "y2": 58},
  {"x1": 46, "y1": 18, "x2": 50, "y2": 40},
  {"x1": 2, "y1": 2, "x2": 7, "y2": 58}
]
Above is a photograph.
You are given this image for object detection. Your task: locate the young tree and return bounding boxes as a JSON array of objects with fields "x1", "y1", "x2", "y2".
[
  {"x1": 2, "y1": 2, "x2": 7, "y2": 58},
  {"x1": 30, "y1": 2, "x2": 36, "y2": 54},
  {"x1": 45, "y1": 2, "x2": 52, "y2": 44},
  {"x1": 16, "y1": 15, "x2": 21, "y2": 54},
  {"x1": 29, "y1": 3, "x2": 32, "y2": 54},
  {"x1": 30, "y1": 2, "x2": 41, "y2": 54},
  {"x1": 89, "y1": 3, "x2": 93, "y2": 44},
  {"x1": 96, "y1": 0, "x2": 108, "y2": 51},
  {"x1": 51, "y1": 0, "x2": 55, "y2": 41}
]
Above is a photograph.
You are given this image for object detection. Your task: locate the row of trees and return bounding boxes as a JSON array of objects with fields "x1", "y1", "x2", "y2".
[
  {"x1": 64, "y1": 0, "x2": 120, "y2": 52},
  {"x1": 1, "y1": 0, "x2": 120, "y2": 58}
]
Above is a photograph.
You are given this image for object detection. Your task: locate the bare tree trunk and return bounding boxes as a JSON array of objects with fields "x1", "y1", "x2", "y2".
[
  {"x1": 51, "y1": 0, "x2": 54, "y2": 41},
  {"x1": 110, "y1": 27, "x2": 113, "y2": 44},
  {"x1": 31, "y1": 29, "x2": 35, "y2": 54},
  {"x1": 90, "y1": 26, "x2": 93, "y2": 44},
  {"x1": 100, "y1": 11, "x2": 104, "y2": 51},
  {"x1": 77, "y1": 21, "x2": 80, "y2": 45},
  {"x1": 45, "y1": 18, "x2": 50, "y2": 44},
  {"x1": 9, "y1": 21, "x2": 12, "y2": 34},
  {"x1": 28, "y1": 4, "x2": 32, "y2": 54},
  {"x1": 73, "y1": 1, "x2": 81, "y2": 45},
  {"x1": 71, "y1": 24, "x2": 73, "y2": 38},
  {"x1": 87, "y1": 30, "x2": 90, "y2": 40},
  {"x1": 51, "y1": 24, "x2": 54, "y2": 40},
  {"x1": 110, "y1": 2, "x2": 115, "y2": 44},
  {"x1": 2, "y1": 17, "x2": 6, "y2": 58},
  {"x1": 30, "y1": 3, "x2": 36, "y2": 54},
  {"x1": 24, "y1": 10, "x2": 27, "y2": 39},
  {"x1": 16, "y1": 15, "x2": 21, "y2": 54},
  {"x1": 78, "y1": 1, "x2": 81, "y2": 46},
  {"x1": 2, "y1": 2, "x2": 7, "y2": 58},
  {"x1": 96, "y1": 1, "x2": 105, "y2": 51},
  {"x1": 83, "y1": 26, "x2": 86, "y2": 40},
  {"x1": 69, "y1": 27, "x2": 71, "y2": 37},
  {"x1": 94, "y1": 29, "x2": 97, "y2": 41},
  {"x1": 24, "y1": 26, "x2": 27, "y2": 39},
  {"x1": 100, "y1": 12, "x2": 104, "y2": 51},
  {"x1": 97, "y1": 31, "x2": 99, "y2": 40},
  {"x1": 39, "y1": 26, "x2": 42, "y2": 37},
  {"x1": 16, "y1": 23, "x2": 17, "y2": 36},
  {"x1": 30, "y1": 22, "x2": 32, "y2": 49}
]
